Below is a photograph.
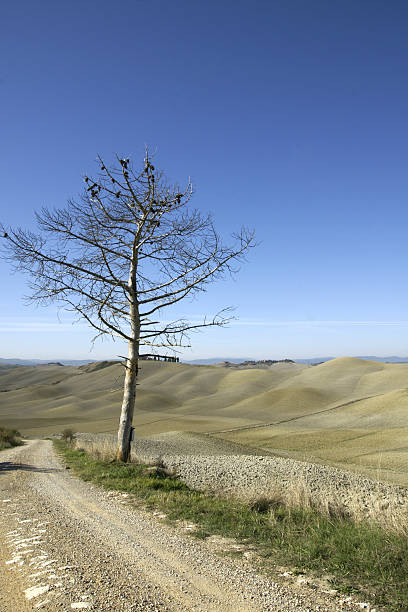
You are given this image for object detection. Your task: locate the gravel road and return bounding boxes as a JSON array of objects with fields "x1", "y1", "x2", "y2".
[{"x1": 0, "y1": 440, "x2": 369, "y2": 611}]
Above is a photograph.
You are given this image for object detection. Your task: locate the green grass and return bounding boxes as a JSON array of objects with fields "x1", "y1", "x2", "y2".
[
  {"x1": 0, "y1": 425, "x2": 23, "y2": 450},
  {"x1": 54, "y1": 440, "x2": 408, "y2": 610}
]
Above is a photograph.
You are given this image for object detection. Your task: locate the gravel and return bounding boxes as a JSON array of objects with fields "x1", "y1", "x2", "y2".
[
  {"x1": 77, "y1": 431, "x2": 408, "y2": 523},
  {"x1": 0, "y1": 440, "x2": 368, "y2": 611}
]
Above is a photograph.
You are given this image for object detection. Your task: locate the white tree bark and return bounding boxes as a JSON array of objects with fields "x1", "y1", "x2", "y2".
[
  {"x1": 116, "y1": 253, "x2": 139, "y2": 462},
  {"x1": 116, "y1": 338, "x2": 138, "y2": 462}
]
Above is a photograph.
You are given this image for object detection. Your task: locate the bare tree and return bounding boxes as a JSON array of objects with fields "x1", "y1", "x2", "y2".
[{"x1": 1, "y1": 151, "x2": 255, "y2": 461}]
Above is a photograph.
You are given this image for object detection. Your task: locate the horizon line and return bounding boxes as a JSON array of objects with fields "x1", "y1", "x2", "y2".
[{"x1": 2, "y1": 318, "x2": 408, "y2": 333}]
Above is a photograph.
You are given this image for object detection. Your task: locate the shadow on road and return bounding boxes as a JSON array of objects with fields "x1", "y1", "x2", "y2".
[{"x1": 0, "y1": 462, "x2": 62, "y2": 473}]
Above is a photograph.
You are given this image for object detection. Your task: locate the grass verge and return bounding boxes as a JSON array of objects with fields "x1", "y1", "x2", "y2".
[
  {"x1": 54, "y1": 440, "x2": 408, "y2": 610},
  {"x1": 0, "y1": 426, "x2": 23, "y2": 450}
]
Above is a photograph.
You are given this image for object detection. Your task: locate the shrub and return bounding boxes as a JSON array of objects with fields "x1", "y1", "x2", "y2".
[
  {"x1": 250, "y1": 496, "x2": 276, "y2": 514},
  {"x1": 61, "y1": 428, "x2": 76, "y2": 443},
  {"x1": 0, "y1": 426, "x2": 22, "y2": 449}
]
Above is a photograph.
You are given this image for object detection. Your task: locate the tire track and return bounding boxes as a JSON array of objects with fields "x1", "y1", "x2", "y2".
[{"x1": 208, "y1": 393, "x2": 386, "y2": 434}]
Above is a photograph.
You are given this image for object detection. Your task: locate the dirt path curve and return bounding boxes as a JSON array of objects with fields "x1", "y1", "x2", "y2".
[{"x1": 0, "y1": 440, "x2": 361, "y2": 611}]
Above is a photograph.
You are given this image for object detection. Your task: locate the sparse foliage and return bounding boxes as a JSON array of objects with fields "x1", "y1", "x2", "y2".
[
  {"x1": 0, "y1": 426, "x2": 22, "y2": 449},
  {"x1": 61, "y1": 428, "x2": 76, "y2": 443},
  {"x1": 1, "y1": 150, "x2": 255, "y2": 461}
]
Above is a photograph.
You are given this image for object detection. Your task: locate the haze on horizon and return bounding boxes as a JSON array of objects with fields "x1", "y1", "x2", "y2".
[{"x1": 1, "y1": 1, "x2": 408, "y2": 361}]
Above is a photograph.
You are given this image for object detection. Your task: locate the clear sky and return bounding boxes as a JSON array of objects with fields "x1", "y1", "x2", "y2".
[{"x1": 1, "y1": 0, "x2": 408, "y2": 361}]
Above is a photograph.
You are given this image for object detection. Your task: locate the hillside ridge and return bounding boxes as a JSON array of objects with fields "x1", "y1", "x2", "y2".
[{"x1": 1, "y1": 356, "x2": 408, "y2": 485}]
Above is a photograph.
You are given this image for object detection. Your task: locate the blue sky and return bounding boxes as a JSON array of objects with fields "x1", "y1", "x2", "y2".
[{"x1": 1, "y1": 0, "x2": 408, "y2": 360}]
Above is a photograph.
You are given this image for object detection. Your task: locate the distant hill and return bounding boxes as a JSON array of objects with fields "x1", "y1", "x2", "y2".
[
  {"x1": 0, "y1": 358, "x2": 98, "y2": 366},
  {"x1": 186, "y1": 356, "x2": 408, "y2": 365},
  {"x1": 185, "y1": 357, "x2": 255, "y2": 365},
  {"x1": 3, "y1": 355, "x2": 408, "y2": 368},
  {"x1": 355, "y1": 356, "x2": 408, "y2": 363},
  {"x1": 296, "y1": 356, "x2": 408, "y2": 364}
]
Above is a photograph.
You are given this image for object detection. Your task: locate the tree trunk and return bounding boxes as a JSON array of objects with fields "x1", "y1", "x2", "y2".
[
  {"x1": 116, "y1": 239, "x2": 140, "y2": 462},
  {"x1": 116, "y1": 339, "x2": 138, "y2": 462}
]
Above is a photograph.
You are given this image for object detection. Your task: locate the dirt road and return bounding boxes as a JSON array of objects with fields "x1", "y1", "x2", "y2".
[{"x1": 0, "y1": 440, "x2": 362, "y2": 611}]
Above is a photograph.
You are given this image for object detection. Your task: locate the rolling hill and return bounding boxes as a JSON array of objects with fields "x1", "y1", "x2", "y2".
[{"x1": 1, "y1": 357, "x2": 408, "y2": 485}]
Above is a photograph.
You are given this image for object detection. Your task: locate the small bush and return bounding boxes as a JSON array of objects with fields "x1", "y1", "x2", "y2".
[
  {"x1": 0, "y1": 426, "x2": 22, "y2": 449},
  {"x1": 61, "y1": 428, "x2": 76, "y2": 443},
  {"x1": 250, "y1": 496, "x2": 276, "y2": 514}
]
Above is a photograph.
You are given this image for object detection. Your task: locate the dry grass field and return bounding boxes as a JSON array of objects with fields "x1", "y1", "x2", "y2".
[{"x1": 1, "y1": 357, "x2": 408, "y2": 486}]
